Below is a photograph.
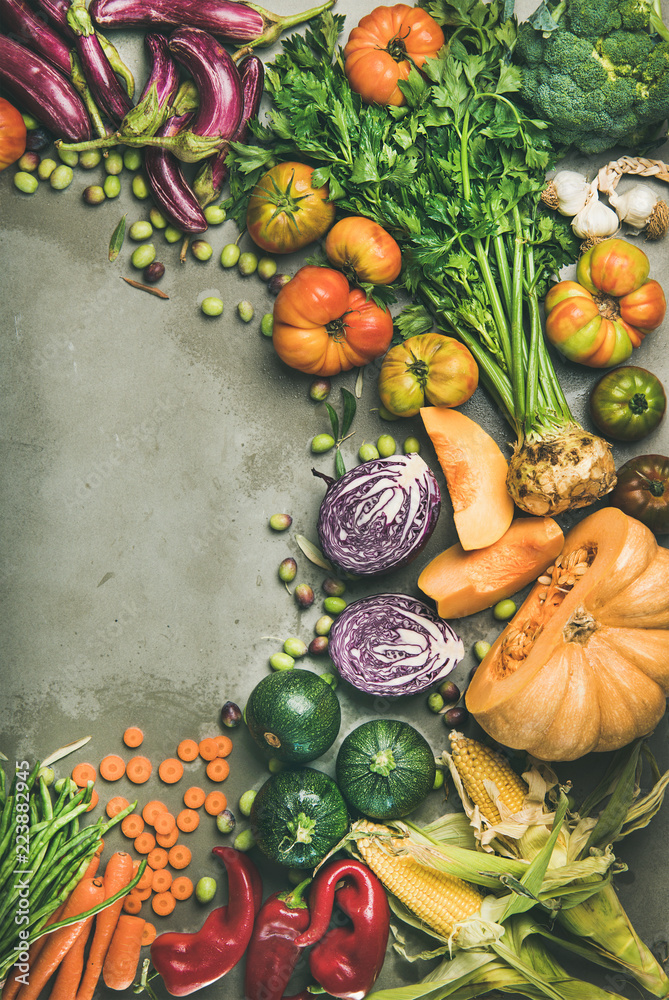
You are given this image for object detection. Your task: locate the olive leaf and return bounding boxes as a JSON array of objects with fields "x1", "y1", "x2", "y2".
[
  {"x1": 326, "y1": 402, "x2": 339, "y2": 442},
  {"x1": 340, "y1": 386, "x2": 356, "y2": 436},
  {"x1": 108, "y1": 214, "x2": 127, "y2": 262}
]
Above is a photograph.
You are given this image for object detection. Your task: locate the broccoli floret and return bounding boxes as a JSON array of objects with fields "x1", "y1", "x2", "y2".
[{"x1": 513, "y1": 0, "x2": 669, "y2": 153}]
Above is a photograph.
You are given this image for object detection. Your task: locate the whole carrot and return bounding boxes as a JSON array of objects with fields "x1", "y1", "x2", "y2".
[
  {"x1": 15, "y1": 877, "x2": 105, "y2": 1000},
  {"x1": 102, "y1": 915, "x2": 145, "y2": 991},
  {"x1": 75, "y1": 852, "x2": 134, "y2": 1000},
  {"x1": 46, "y1": 914, "x2": 93, "y2": 1000}
]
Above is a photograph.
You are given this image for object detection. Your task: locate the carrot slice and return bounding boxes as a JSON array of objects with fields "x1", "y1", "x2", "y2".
[
  {"x1": 151, "y1": 869, "x2": 173, "y2": 893},
  {"x1": 72, "y1": 763, "x2": 97, "y2": 787},
  {"x1": 85, "y1": 790, "x2": 100, "y2": 813},
  {"x1": 142, "y1": 800, "x2": 168, "y2": 826},
  {"x1": 158, "y1": 758, "x2": 184, "y2": 784},
  {"x1": 176, "y1": 739, "x2": 199, "y2": 762},
  {"x1": 214, "y1": 735, "x2": 233, "y2": 758},
  {"x1": 133, "y1": 884, "x2": 153, "y2": 901},
  {"x1": 153, "y1": 811, "x2": 176, "y2": 837},
  {"x1": 176, "y1": 809, "x2": 199, "y2": 833},
  {"x1": 147, "y1": 847, "x2": 169, "y2": 871},
  {"x1": 126, "y1": 756, "x2": 152, "y2": 784},
  {"x1": 152, "y1": 892, "x2": 176, "y2": 916},
  {"x1": 205, "y1": 758, "x2": 230, "y2": 783},
  {"x1": 120, "y1": 814, "x2": 144, "y2": 839},
  {"x1": 183, "y1": 786, "x2": 205, "y2": 809},
  {"x1": 134, "y1": 832, "x2": 157, "y2": 855},
  {"x1": 122, "y1": 890, "x2": 144, "y2": 915},
  {"x1": 167, "y1": 845, "x2": 191, "y2": 870},
  {"x1": 155, "y1": 828, "x2": 179, "y2": 849},
  {"x1": 140, "y1": 922, "x2": 156, "y2": 947},
  {"x1": 170, "y1": 877, "x2": 193, "y2": 901},
  {"x1": 106, "y1": 796, "x2": 130, "y2": 819},
  {"x1": 99, "y1": 755, "x2": 126, "y2": 781},
  {"x1": 198, "y1": 738, "x2": 219, "y2": 761},
  {"x1": 204, "y1": 791, "x2": 227, "y2": 816},
  {"x1": 123, "y1": 727, "x2": 144, "y2": 748},
  {"x1": 136, "y1": 866, "x2": 154, "y2": 891}
]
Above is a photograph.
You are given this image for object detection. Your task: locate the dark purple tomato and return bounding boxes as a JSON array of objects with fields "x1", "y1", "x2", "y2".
[
  {"x1": 610, "y1": 454, "x2": 669, "y2": 533},
  {"x1": 590, "y1": 366, "x2": 666, "y2": 442}
]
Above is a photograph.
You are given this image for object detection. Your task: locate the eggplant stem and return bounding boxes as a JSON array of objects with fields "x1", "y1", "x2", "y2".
[{"x1": 238, "y1": 0, "x2": 336, "y2": 52}]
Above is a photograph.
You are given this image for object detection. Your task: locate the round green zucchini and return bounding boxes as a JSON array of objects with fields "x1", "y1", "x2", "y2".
[
  {"x1": 251, "y1": 766, "x2": 349, "y2": 868},
  {"x1": 335, "y1": 718, "x2": 436, "y2": 819},
  {"x1": 245, "y1": 668, "x2": 341, "y2": 763}
]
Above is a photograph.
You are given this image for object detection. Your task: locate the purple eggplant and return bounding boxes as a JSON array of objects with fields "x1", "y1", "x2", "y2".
[
  {"x1": 193, "y1": 53, "x2": 264, "y2": 207},
  {"x1": 89, "y1": 0, "x2": 336, "y2": 49},
  {"x1": 144, "y1": 113, "x2": 208, "y2": 234},
  {"x1": 66, "y1": 0, "x2": 133, "y2": 123},
  {"x1": 120, "y1": 27, "x2": 243, "y2": 162},
  {"x1": 0, "y1": 0, "x2": 72, "y2": 75},
  {"x1": 0, "y1": 33, "x2": 91, "y2": 140},
  {"x1": 119, "y1": 33, "x2": 179, "y2": 137}
]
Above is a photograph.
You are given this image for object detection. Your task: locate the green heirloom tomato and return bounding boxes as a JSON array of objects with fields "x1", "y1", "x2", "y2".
[
  {"x1": 590, "y1": 366, "x2": 666, "y2": 442},
  {"x1": 378, "y1": 333, "x2": 479, "y2": 418},
  {"x1": 610, "y1": 454, "x2": 669, "y2": 534},
  {"x1": 246, "y1": 162, "x2": 335, "y2": 255}
]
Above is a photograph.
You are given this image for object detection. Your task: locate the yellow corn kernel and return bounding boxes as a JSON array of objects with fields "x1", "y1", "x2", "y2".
[
  {"x1": 449, "y1": 731, "x2": 528, "y2": 825},
  {"x1": 355, "y1": 821, "x2": 483, "y2": 939}
]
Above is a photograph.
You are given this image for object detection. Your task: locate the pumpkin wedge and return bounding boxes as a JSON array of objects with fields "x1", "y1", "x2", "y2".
[
  {"x1": 418, "y1": 517, "x2": 564, "y2": 618},
  {"x1": 420, "y1": 407, "x2": 514, "y2": 550},
  {"x1": 466, "y1": 507, "x2": 669, "y2": 761}
]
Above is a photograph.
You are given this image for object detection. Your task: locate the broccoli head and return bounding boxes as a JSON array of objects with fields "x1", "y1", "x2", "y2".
[{"x1": 513, "y1": 0, "x2": 669, "y2": 153}]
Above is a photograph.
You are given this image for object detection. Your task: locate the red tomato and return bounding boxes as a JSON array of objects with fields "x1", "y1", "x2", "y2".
[
  {"x1": 544, "y1": 239, "x2": 666, "y2": 368},
  {"x1": 610, "y1": 454, "x2": 669, "y2": 533},
  {"x1": 378, "y1": 333, "x2": 479, "y2": 417},
  {"x1": 0, "y1": 97, "x2": 27, "y2": 172},
  {"x1": 246, "y1": 162, "x2": 335, "y2": 254},
  {"x1": 344, "y1": 4, "x2": 445, "y2": 106},
  {"x1": 324, "y1": 217, "x2": 402, "y2": 285},
  {"x1": 272, "y1": 266, "x2": 394, "y2": 376}
]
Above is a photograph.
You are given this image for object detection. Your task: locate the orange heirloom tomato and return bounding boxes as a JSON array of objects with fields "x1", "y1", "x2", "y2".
[
  {"x1": 0, "y1": 97, "x2": 27, "y2": 172},
  {"x1": 378, "y1": 333, "x2": 479, "y2": 417},
  {"x1": 325, "y1": 217, "x2": 402, "y2": 285},
  {"x1": 246, "y1": 162, "x2": 336, "y2": 255},
  {"x1": 344, "y1": 4, "x2": 445, "y2": 107},
  {"x1": 272, "y1": 266, "x2": 394, "y2": 377},
  {"x1": 544, "y1": 238, "x2": 666, "y2": 369}
]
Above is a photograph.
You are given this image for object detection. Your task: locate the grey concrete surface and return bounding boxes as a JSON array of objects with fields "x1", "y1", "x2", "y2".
[{"x1": 1, "y1": 1, "x2": 668, "y2": 997}]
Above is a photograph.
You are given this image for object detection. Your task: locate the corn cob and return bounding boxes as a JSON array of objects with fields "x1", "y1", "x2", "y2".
[
  {"x1": 449, "y1": 731, "x2": 528, "y2": 825},
  {"x1": 355, "y1": 820, "x2": 483, "y2": 939}
]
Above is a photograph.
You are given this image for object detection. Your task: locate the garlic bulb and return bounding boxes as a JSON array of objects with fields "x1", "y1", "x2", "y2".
[
  {"x1": 571, "y1": 182, "x2": 619, "y2": 242},
  {"x1": 542, "y1": 170, "x2": 590, "y2": 216},
  {"x1": 609, "y1": 183, "x2": 669, "y2": 240}
]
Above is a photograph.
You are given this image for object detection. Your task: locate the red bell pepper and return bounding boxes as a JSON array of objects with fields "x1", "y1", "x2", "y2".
[
  {"x1": 150, "y1": 846, "x2": 262, "y2": 996},
  {"x1": 244, "y1": 878, "x2": 312, "y2": 1000},
  {"x1": 295, "y1": 859, "x2": 390, "y2": 1000}
]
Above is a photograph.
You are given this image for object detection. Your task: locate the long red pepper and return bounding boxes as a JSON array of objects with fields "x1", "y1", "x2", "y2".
[
  {"x1": 150, "y1": 847, "x2": 262, "y2": 996},
  {"x1": 295, "y1": 859, "x2": 390, "y2": 1000},
  {"x1": 244, "y1": 879, "x2": 312, "y2": 1000}
]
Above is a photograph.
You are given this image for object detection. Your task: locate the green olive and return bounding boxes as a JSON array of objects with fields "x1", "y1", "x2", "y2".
[
  {"x1": 58, "y1": 147, "x2": 79, "y2": 168},
  {"x1": 131, "y1": 243, "x2": 156, "y2": 269},
  {"x1": 195, "y1": 876, "x2": 217, "y2": 902},
  {"x1": 268, "y1": 757, "x2": 284, "y2": 774},
  {"x1": 150, "y1": 207, "x2": 168, "y2": 229},
  {"x1": 238, "y1": 251, "x2": 258, "y2": 276},
  {"x1": 432, "y1": 770, "x2": 445, "y2": 791},
  {"x1": 37, "y1": 158, "x2": 57, "y2": 181},
  {"x1": 239, "y1": 790, "x2": 257, "y2": 817},
  {"x1": 377, "y1": 434, "x2": 396, "y2": 457},
  {"x1": 309, "y1": 378, "x2": 331, "y2": 402},
  {"x1": 49, "y1": 165, "x2": 73, "y2": 190},
  {"x1": 314, "y1": 615, "x2": 333, "y2": 636},
  {"x1": 358, "y1": 442, "x2": 380, "y2": 462},
  {"x1": 427, "y1": 691, "x2": 445, "y2": 713},
  {"x1": 278, "y1": 558, "x2": 297, "y2": 583},
  {"x1": 79, "y1": 150, "x2": 102, "y2": 170},
  {"x1": 378, "y1": 405, "x2": 400, "y2": 421},
  {"x1": 129, "y1": 220, "x2": 154, "y2": 241},
  {"x1": 17, "y1": 152, "x2": 40, "y2": 172},
  {"x1": 104, "y1": 151, "x2": 124, "y2": 175},
  {"x1": 270, "y1": 651, "x2": 295, "y2": 671},
  {"x1": 192, "y1": 240, "x2": 213, "y2": 261},
  {"x1": 201, "y1": 296, "x2": 224, "y2": 317},
  {"x1": 323, "y1": 596, "x2": 346, "y2": 615},
  {"x1": 13, "y1": 171, "x2": 38, "y2": 194},
  {"x1": 257, "y1": 256, "x2": 278, "y2": 280},
  {"x1": 237, "y1": 300, "x2": 254, "y2": 323},
  {"x1": 311, "y1": 433, "x2": 335, "y2": 454},
  {"x1": 283, "y1": 637, "x2": 308, "y2": 658},
  {"x1": 403, "y1": 436, "x2": 421, "y2": 454},
  {"x1": 131, "y1": 174, "x2": 150, "y2": 199},
  {"x1": 164, "y1": 225, "x2": 183, "y2": 243},
  {"x1": 260, "y1": 313, "x2": 274, "y2": 337},
  {"x1": 493, "y1": 599, "x2": 517, "y2": 621},
  {"x1": 83, "y1": 185, "x2": 106, "y2": 206},
  {"x1": 269, "y1": 513, "x2": 292, "y2": 531},
  {"x1": 473, "y1": 640, "x2": 491, "y2": 661},
  {"x1": 123, "y1": 148, "x2": 143, "y2": 172},
  {"x1": 220, "y1": 243, "x2": 241, "y2": 268},
  {"x1": 204, "y1": 204, "x2": 226, "y2": 225},
  {"x1": 233, "y1": 828, "x2": 256, "y2": 852},
  {"x1": 103, "y1": 175, "x2": 121, "y2": 199}
]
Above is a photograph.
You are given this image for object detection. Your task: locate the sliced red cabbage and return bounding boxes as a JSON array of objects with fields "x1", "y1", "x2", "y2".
[
  {"x1": 329, "y1": 593, "x2": 464, "y2": 697},
  {"x1": 315, "y1": 453, "x2": 441, "y2": 577}
]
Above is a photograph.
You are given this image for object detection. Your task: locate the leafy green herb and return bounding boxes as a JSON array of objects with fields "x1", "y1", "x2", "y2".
[{"x1": 225, "y1": 3, "x2": 615, "y2": 516}]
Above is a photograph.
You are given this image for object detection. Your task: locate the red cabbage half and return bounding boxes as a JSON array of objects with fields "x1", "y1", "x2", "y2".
[
  {"x1": 315, "y1": 454, "x2": 441, "y2": 577},
  {"x1": 329, "y1": 593, "x2": 464, "y2": 697}
]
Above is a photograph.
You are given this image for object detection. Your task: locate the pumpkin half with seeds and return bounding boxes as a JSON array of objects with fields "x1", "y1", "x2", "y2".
[{"x1": 466, "y1": 507, "x2": 669, "y2": 761}]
